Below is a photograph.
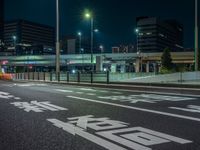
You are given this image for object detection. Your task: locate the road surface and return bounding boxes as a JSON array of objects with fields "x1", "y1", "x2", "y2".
[{"x1": 0, "y1": 80, "x2": 200, "y2": 150}]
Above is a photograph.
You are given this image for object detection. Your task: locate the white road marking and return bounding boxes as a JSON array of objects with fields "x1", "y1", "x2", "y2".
[
  {"x1": 99, "y1": 90, "x2": 108, "y2": 93},
  {"x1": 112, "y1": 92, "x2": 122, "y2": 94},
  {"x1": 170, "y1": 105, "x2": 200, "y2": 113},
  {"x1": 67, "y1": 96, "x2": 200, "y2": 122},
  {"x1": 80, "y1": 88, "x2": 96, "y2": 92},
  {"x1": 48, "y1": 115, "x2": 192, "y2": 150},
  {"x1": 55, "y1": 89, "x2": 73, "y2": 93},
  {"x1": 85, "y1": 86, "x2": 200, "y2": 98},
  {"x1": 11, "y1": 101, "x2": 68, "y2": 112},
  {"x1": 86, "y1": 93, "x2": 96, "y2": 96},
  {"x1": 15, "y1": 83, "x2": 47, "y2": 87},
  {"x1": 76, "y1": 92, "x2": 84, "y2": 94},
  {"x1": 98, "y1": 94, "x2": 196, "y2": 104}
]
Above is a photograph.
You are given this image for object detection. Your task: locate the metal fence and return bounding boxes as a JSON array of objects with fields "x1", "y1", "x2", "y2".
[{"x1": 14, "y1": 71, "x2": 110, "y2": 84}]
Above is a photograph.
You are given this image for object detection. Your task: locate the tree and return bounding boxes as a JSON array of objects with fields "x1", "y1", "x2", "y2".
[{"x1": 160, "y1": 48, "x2": 173, "y2": 73}]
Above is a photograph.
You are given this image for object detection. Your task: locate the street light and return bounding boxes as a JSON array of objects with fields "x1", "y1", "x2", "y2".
[
  {"x1": 77, "y1": 32, "x2": 82, "y2": 54},
  {"x1": 137, "y1": 50, "x2": 142, "y2": 73},
  {"x1": 85, "y1": 11, "x2": 94, "y2": 72},
  {"x1": 99, "y1": 45, "x2": 104, "y2": 54},
  {"x1": 56, "y1": 0, "x2": 60, "y2": 80},
  {"x1": 12, "y1": 35, "x2": 17, "y2": 46},
  {"x1": 195, "y1": 0, "x2": 199, "y2": 71},
  {"x1": 135, "y1": 28, "x2": 139, "y2": 52}
]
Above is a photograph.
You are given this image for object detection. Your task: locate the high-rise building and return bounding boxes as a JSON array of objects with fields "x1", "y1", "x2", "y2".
[
  {"x1": 4, "y1": 20, "x2": 55, "y2": 49},
  {"x1": 0, "y1": 0, "x2": 4, "y2": 44},
  {"x1": 136, "y1": 17, "x2": 184, "y2": 52}
]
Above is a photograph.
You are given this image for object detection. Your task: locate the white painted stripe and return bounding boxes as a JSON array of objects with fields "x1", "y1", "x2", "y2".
[
  {"x1": 80, "y1": 88, "x2": 96, "y2": 92},
  {"x1": 91, "y1": 87, "x2": 200, "y2": 98},
  {"x1": 76, "y1": 92, "x2": 84, "y2": 94},
  {"x1": 67, "y1": 96, "x2": 200, "y2": 122},
  {"x1": 111, "y1": 92, "x2": 122, "y2": 94},
  {"x1": 55, "y1": 89, "x2": 73, "y2": 93},
  {"x1": 86, "y1": 93, "x2": 96, "y2": 96}
]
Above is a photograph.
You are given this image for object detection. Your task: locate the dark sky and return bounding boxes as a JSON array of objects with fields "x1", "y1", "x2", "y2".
[{"x1": 5, "y1": 0, "x2": 197, "y2": 50}]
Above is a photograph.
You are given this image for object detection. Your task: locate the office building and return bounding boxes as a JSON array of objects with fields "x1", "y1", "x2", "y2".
[
  {"x1": 112, "y1": 44, "x2": 136, "y2": 53},
  {"x1": 0, "y1": 0, "x2": 4, "y2": 44},
  {"x1": 4, "y1": 20, "x2": 55, "y2": 53},
  {"x1": 136, "y1": 17, "x2": 184, "y2": 52}
]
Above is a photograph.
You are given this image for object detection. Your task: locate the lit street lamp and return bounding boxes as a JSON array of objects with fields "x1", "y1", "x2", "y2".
[
  {"x1": 56, "y1": 0, "x2": 60, "y2": 80},
  {"x1": 85, "y1": 11, "x2": 94, "y2": 72},
  {"x1": 77, "y1": 32, "x2": 82, "y2": 54},
  {"x1": 12, "y1": 35, "x2": 17, "y2": 46},
  {"x1": 99, "y1": 45, "x2": 104, "y2": 54},
  {"x1": 137, "y1": 50, "x2": 143, "y2": 73}
]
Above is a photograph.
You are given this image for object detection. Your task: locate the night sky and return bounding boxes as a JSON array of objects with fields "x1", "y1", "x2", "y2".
[{"x1": 5, "y1": 0, "x2": 197, "y2": 51}]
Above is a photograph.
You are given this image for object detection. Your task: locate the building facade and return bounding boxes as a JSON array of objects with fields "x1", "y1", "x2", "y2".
[
  {"x1": 136, "y1": 17, "x2": 184, "y2": 53},
  {"x1": 0, "y1": 0, "x2": 4, "y2": 44},
  {"x1": 4, "y1": 20, "x2": 55, "y2": 54}
]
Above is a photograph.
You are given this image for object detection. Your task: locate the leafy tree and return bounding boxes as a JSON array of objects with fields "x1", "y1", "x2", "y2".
[{"x1": 160, "y1": 48, "x2": 173, "y2": 73}]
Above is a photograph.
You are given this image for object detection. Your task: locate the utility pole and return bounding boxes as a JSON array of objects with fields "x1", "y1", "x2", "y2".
[
  {"x1": 195, "y1": 0, "x2": 199, "y2": 71},
  {"x1": 56, "y1": 0, "x2": 60, "y2": 80}
]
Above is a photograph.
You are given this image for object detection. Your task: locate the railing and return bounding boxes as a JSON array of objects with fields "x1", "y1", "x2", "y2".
[{"x1": 14, "y1": 71, "x2": 110, "y2": 84}]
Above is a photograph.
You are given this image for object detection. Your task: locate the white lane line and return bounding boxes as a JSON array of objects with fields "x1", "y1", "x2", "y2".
[
  {"x1": 76, "y1": 92, "x2": 84, "y2": 94},
  {"x1": 67, "y1": 96, "x2": 200, "y2": 122},
  {"x1": 112, "y1": 92, "x2": 122, "y2": 94},
  {"x1": 86, "y1": 93, "x2": 96, "y2": 96},
  {"x1": 98, "y1": 91, "x2": 108, "y2": 93},
  {"x1": 80, "y1": 88, "x2": 96, "y2": 92},
  {"x1": 90, "y1": 87, "x2": 200, "y2": 98},
  {"x1": 55, "y1": 89, "x2": 73, "y2": 93}
]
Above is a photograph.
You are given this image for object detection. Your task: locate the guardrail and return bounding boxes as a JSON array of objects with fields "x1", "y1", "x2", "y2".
[{"x1": 14, "y1": 71, "x2": 110, "y2": 84}]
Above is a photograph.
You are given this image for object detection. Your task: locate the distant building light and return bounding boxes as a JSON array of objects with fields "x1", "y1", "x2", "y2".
[
  {"x1": 1, "y1": 68, "x2": 5, "y2": 73},
  {"x1": 159, "y1": 33, "x2": 165, "y2": 37},
  {"x1": 72, "y1": 69, "x2": 76, "y2": 74},
  {"x1": 146, "y1": 32, "x2": 152, "y2": 35},
  {"x1": 139, "y1": 33, "x2": 144, "y2": 36},
  {"x1": 175, "y1": 44, "x2": 184, "y2": 49}
]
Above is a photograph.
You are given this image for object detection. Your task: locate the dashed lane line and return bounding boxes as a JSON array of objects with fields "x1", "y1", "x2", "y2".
[{"x1": 67, "y1": 96, "x2": 200, "y2": 122}]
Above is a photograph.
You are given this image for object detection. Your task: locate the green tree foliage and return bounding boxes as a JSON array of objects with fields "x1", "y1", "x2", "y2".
[{"x1": 160, "y1": 48, "x2": 174, "y2": 74}]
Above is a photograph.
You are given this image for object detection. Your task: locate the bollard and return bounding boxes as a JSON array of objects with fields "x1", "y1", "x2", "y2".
[
  {"x1": 50, "y1": 72, "x2": 52, "y2": 81},
  {"x1": 43, "y1": 72, "x2": 46, "y2": 81},
  {"x1": 77, "y1": 71, "x2": 80, "y2": 83},
  {"x1": 106, "y1": 70, "x2": 110, "y2": 84},
  {"x1": 38, "y1": 72, "x2": 40, "y2": 80},
  {"x1": 28, "y1": 72, "x2": 30, "y2": 80},
  {"x1": 58, "y1": 72, "x2": 60, "y2": 82},
  {"x1": 67, "y1": 72, "x2": 69, "y2": 82},
  {"x1": 91, "y1": 71, "x2": 93, "y2": 84}
]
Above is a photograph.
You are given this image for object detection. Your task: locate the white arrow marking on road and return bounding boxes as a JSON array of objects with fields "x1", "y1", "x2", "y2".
[{"x1": 67, "y1": 96, "x2": 200, "y2": 122}]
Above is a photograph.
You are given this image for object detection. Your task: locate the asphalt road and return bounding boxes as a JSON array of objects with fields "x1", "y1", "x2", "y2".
[{"x1": 0, "y1": 80, "x2": 200, "y2": 150}]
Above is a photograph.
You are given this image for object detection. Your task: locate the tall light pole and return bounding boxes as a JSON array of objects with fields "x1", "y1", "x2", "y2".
[
  {"x1": 85, "y1": 12, "x2": 94, "y2": 72},
  {"x1": 135, "y1": 28, "x2": 142, "y2": 72},
  {"x1": 195, "y1": 0, "x2": 199, "y2": 71},
  {"x1": 56, "y1": 0, "x2": 60, "y2": 80},
  {"x1": 12, "y1": 35, "x2": 17, "y2": 47},
  {"x1": 78, "y1": 32, "x2": 82, "y2": 54}
]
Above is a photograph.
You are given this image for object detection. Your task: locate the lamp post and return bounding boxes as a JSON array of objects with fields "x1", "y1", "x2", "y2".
[
  {"x1": 56, "y1": 0, "x2": 60, "y2": 80},
  {"x1": 78, "y1": 32, "x2": 82, "y2": 54},
  {"x1": 195, "y1": 0, "x2": 199, "y2": 71},
  {"x1": 135, "y1": 28, "x2": 142, "y2": 72},
  {"x1": 85, "y1": 12, "x2": 94, "y2": 72},
  {"x1": 12, "y1": 35, "x2": 17, "y2": 47}
]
